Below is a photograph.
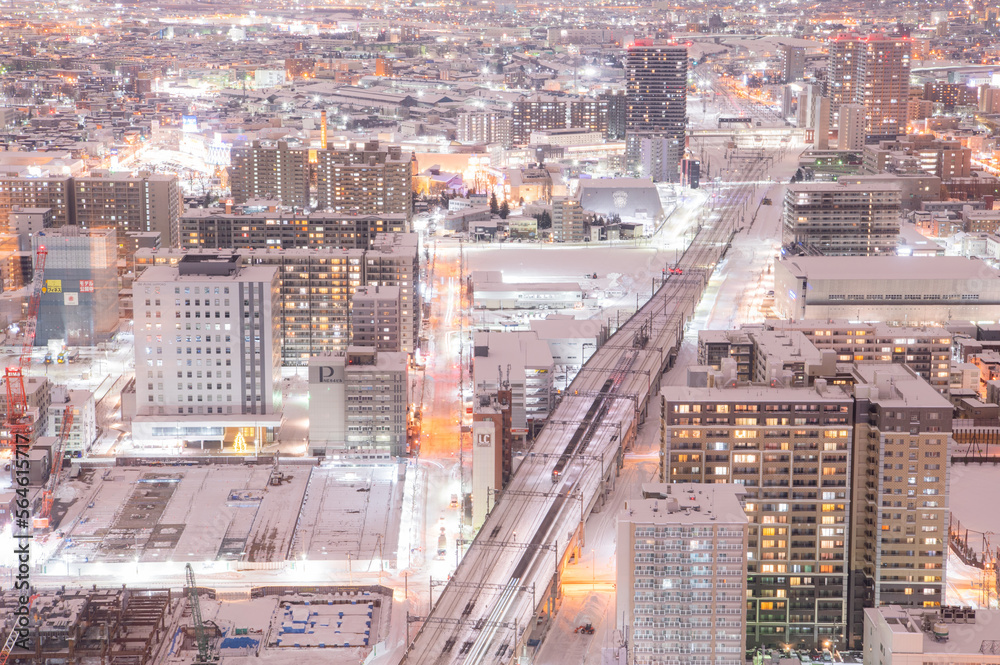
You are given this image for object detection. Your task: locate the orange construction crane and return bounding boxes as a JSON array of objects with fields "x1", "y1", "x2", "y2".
[
  {"x1": 35, "y1": 405, "x2": 74, "y2": 531},
  {"x1": 5, "y1": 245, "x2": 47, "y2": 450}
]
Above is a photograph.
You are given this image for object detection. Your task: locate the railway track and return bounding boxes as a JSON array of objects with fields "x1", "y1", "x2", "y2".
[{"x1": 400, "y1": 151, "x2": 769, "y2": 664}]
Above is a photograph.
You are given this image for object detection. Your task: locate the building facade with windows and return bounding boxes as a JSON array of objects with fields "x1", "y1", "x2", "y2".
[
  {"x1": 135, "y1": 232, "x2": 418, "y2": 364},
  {"x1": 782, "y1": 182, "x2": 902, "y2": 256},
  {"x1": 661, "y1": 381, "x2": 856, "y2": 649},
  {"x1": 178, "y1": 208, "x2": 408, "y2": 251},
  {"x1": 660, "y1": 363, "x2": 951, "y2": 649},
  {"x1": 625, "y1": 42, "x2": 688, "y2": 182},
  {"x1": 130, "y1": 254, "x2": 281, "y2": 449},
  {"x1": 617, "y1": 483, "x2": 748, "y2": 665}
]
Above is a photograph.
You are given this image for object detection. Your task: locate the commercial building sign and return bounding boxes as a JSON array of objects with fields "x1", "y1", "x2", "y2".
[
  {"x1": 476, "y1": 430, "x2": 492, "y2": 448},
  {"x1": 79, "y1": 280, "x2": 94, "y2": 293},
  {"x1": 45, "y1": 280, "x2": 61, "y2": 293},
  {"x1": 64, "y1": 292, "x2": 78, "y2": 306}
]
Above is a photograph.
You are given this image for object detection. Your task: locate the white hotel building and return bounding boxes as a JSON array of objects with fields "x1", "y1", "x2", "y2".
[{"x1": 130, "y1": 254, "x2": 282, "y2": 450}]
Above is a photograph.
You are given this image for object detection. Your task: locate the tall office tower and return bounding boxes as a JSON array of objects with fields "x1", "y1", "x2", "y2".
[
  {"x1": 826, "y1": 34, "x2": 863, "y2": 125},
  {"x1": 855, "y1": 34, "x2": 911, "y2": 139},
  {"x1": 511, "y1": 95, "x2": 568, "y2": 145},
  {"x1": 314, "y1": 141, "x2": 414, "y2": 222},
  {"x1": 847, "y1": 364, "x2": 950, "y2": 647},
  {"x1": 782, "y1": 182, "x2": 902, "y2": 255},
  {"x1": 781, "y1": 44, "x2": 806, "y2": 82},
  {"x1": 0, "y1": 175, "x2": 72, "y2": 230},
  {"x1": 662, "y1": 380, "x2": 856, "y2": 649},
  {"x1": 73, "y1": 172, "x2": 181, "y2": 247},
  {"x1": 601, "y1": 89, "x2": 627, "y2": 140},
  {"x1": 625, "y1": 42, "x2": 688, "y2": 183},
  {"x1": 32, "y1": 228, "x2": 119, "y2": 346},
  {"x1": 568, "y1": 97, "x2": 608, "y2": 134},
  {"x1": 229, "y1": 140, "x2": 310, "y2": 208},
  {"x1": 839, "y1": 103, "x2": 866, "y2": 151},
  {"x1": 131, "y1": 254, "x2": 282, "y2": 448},
  {"x1": 617, "y1": 483, "x2": 748, "y2": 665}
]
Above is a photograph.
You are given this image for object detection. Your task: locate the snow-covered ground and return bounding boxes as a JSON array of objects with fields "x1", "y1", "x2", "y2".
[{"x1": 290, "y1": 464, "x2": 403, "y2": 567}]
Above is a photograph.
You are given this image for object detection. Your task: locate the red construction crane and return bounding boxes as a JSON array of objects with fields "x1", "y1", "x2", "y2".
[
  {"x1": 5, "y1": 245, "x2": 47, "y2": 450},
  {"x1": 35, "y1": 405, "x2": 74, "y2": 531}
]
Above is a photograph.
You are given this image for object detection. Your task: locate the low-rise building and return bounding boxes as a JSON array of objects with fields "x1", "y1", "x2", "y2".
[
  {"x1": 773, "y1": 256, "x2": 1000, "y2": 325},
  {"x1": 472, "y1": 330, "x2": 554, "y2": 438},
  {"x1": 863, "y1": 606, "x2": 1000, "y2": 665}
]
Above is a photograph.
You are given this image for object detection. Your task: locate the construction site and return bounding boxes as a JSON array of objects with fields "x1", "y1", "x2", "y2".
[{"x1": 0, "y1": 582, "x2": 393, "y2": 664}]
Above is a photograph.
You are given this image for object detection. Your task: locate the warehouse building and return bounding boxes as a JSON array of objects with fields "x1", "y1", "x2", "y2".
[{"x1": 773, "y1": 256, "x2": 1000, "y2": 325}]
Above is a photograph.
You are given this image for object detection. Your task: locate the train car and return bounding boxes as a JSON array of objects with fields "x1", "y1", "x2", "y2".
[{"x1": 552, "y1": 379, "x2": 615, "y2": 482}]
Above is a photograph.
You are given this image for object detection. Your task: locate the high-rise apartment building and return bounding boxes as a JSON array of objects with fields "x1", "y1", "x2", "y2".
[
  {"x1": 980, "y1": 86, "x2": 1000, "y2": 114},
  {"x1": 763, "y1": 320, "x2": 952, "y2": 394},
  {"x1": 854, "y1": 34, "x2": 911, "y2": 139},
  {"x1": 661, "y1": 380, "x2": 856, "y2": 648},
  {"x1": 781, "y1": 45, "x2": 806, "y2": 83},
  {"x1": 179, "y1": 208, "x2": 408, "y2": 250},
  {"x1": 456, "y1": 111, "x2": 512, "y2": 147},
  {"x1": 847, "y1": 364, "x2": 950, "y2": 647},
  {"x1": 131, "y1": 254, "x2": 282, "y2": 448},
  {"x1": 0, "y1": 175, "x2": 72, "y2": 229},
  {"x1": 350, "y1": 285, "x2": 402, "y2": 352},
  {"x1": 135, "y1": 232, "x2": 419, "y2": 364},
  {"x1": 308, "y1": 347, "x2": 409, "y2": 457},
  {"x1": 551, "y1": 196, "x2": 589, "y2": 243},
  {"x1": 625, "y1": 42, "x2": 688, "y2": 182},
  {"x1": 617, "y1": 483, "x2": 748, "y2": 665},
  {"x1": 374, "y1": 56, "x2": 393, "y2": 78},
  {"x1": 838, "y1": 103, "x2": 866, "y2": 151},
  {"x1": 568, "y1": 97, "x2": 608, "y2": 135},
  {"x1": 601, "y1": 89, "x2": 627, "y2": 140},
  {"x1": 314, "y1": 141, "x2": 413, "y2": 222},
  {"x1": 364, "y1": 232, "x2": 419, "y2": 353},
  {"x1": 826, "y1": 34, "x2": 862, "y2": 124},
  {"x1": 73, "y1": 172, "x2": 181, "y2": 247},
  {"x1": 782, "y1": 182, "x2": 902, "y2": 256},
  {"x1": 922, "y1": 82, "x2": 978, "y2": 109},
  {"x1": 661, "y1": 363, "x2": 951, "y2": 649},
  {"x1": 511, "y1": 95, "x2": 568, "y2": 145},
  {"x1": 229, "y1": 140, "x2": 310, "y2": 208}
]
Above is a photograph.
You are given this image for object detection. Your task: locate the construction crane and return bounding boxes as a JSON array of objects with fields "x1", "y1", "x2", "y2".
[
  {"x1": 0, "y1": 247, "x2": 48, "y2": 665},
  {"x1": 4, "y1": 245, "x2": 47, "y2": 450},
  {"x1": 185, "y1": 563, "x2": 217, "y2": 664},
  {"x1": 34, "y1": 405, "x2": 74, "y2": 531},
  {"x1": 0, "y1": 593, "x2": 37, "y2": 665}
]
